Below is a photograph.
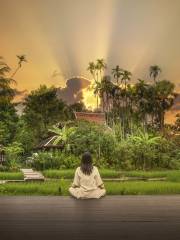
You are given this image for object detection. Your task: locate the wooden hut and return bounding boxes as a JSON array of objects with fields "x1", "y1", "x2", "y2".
[
  {"x1": 34, "y1": 136, "x2": 64, "y2": 151},
  {"x1": 74, "y1": 112, "x2": 106, "y2": 124}
]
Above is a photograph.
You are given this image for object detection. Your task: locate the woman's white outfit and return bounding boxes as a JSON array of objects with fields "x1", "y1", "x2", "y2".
[{"x1": 69, "y1": 166, "x2": 106, "y2": 199}]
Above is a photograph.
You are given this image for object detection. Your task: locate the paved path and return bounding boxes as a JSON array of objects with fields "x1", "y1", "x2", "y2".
[
  {"x1": 0, "y1": 196, "x2": 180, "y2": 240},
  {"x1": 21, "y1": 169, "x2": 44, "y2": 181}
]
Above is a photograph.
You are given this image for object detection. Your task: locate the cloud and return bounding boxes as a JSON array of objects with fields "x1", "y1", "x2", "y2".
[{"x1": 56, "y1": 76, "x2": 90, "y2": 104}]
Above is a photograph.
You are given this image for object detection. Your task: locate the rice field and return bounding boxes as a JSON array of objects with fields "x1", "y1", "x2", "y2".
[
  {"x1": 43, "y1": 169, "x2": 120, "y2": 179},
  {"x1": 1, "y1": 169, "x2": 180, "y2": 196},
  {"x1": 43, "y1": 169, "x2": 180, "y2": 181},
  {"x1": 0, "y1": 172, "x2": 24, "y2": 180},
  {"x1": 1, "y1": 180, "x2": 180, "y2": 196}
]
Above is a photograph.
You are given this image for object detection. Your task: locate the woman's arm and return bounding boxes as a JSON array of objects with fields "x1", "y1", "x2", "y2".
[
  {"x1": 71, "y1": 168, "x2": 80, "y2": 188},
  {"x1": 94, "y1": 167, "x2": 104, "y2": 188},
  {"x1": 98, "y1": 183, "x2": 105, "y2": 189}
]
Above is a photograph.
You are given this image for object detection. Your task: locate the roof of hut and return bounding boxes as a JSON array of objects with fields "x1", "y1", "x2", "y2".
[
  {"x1": 34, "y1": 135, "x2": 64, "y2": 150},
  {"x1": 74, "y1": 112, "x2": 105, "y2": 124}
]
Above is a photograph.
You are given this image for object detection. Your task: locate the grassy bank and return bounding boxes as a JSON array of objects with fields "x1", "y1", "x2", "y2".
[
  {"x1": 1, "y1": 169, "x2": 180, "y2": 182},
  {"x1": 43, "y1": 169, "x2": 120, "y2": 179},
  {"x1": 0, "y1": 172, "x2": 24, "y2": 180},
  {"x1": 43, "y1": 169, "x2": 180, "y2": 181},
  {"x1": 1, "y1": 180, "x2": 180, "y2": 195}
]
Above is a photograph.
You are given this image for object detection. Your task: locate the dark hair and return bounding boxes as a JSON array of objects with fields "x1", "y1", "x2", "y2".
[{"x1": 80, "y1": 152, "x2": 93, "y2": 175}]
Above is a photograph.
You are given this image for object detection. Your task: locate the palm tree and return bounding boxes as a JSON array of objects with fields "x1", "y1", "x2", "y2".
[
  {"x1": 149, "y1": 65, "x2": 161, "y2": 83},
  {"x1": 98, "y1": 75, "x2": 113, "y2": 112},
  {"x1": 93, "y1": 80, "x2": 101, "y2": 110},
  {"x1": 120, "y1": 69, "x2": 132, "y2": 107},
  {"x1": 0, "y1": 57, "x2": 16, "y2": 102},
  {"x1": 96, "y1": 58, "x2": 107, "y2": 82},
  {"x1": 11, "y1": 55, "x2": 27, "y2": 78},
  {"x1": 87, "y1": 61, "x2": 96, "y2": 80},
  {"x1": 87, "y1": 59, "x2": 107, "y2": 109},
  {"x1": 119, "y1": 70, "x2": 132, "y2": 133},
  {"x1": 112, "y1": 65, "x2": 123, "y2": 85},
  {"x1": 120, "y1": 70, "x2": 132, "y2": 89},
  {"x1": 0, "y1": 57, "x2": 11, "y2": 76}
]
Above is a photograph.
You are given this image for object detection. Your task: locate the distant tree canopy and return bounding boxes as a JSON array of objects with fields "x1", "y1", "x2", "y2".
[
  {"x1": 0, "y1": 57, "x2": 18, "y2": 144},
  {"x1": 88, "y1": 59, "x2": 177, "y2": 132},
  {"x1": 0, "y1": 55, "x2": 178, "y2": 159},
  {"x1": 23, "y1": 85, "x2": 70, "y2": 140}
]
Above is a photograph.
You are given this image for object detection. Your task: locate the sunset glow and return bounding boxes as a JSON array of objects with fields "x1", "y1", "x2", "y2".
[
  {"x1": 0, "y1": 0, "x2": 179, "y2": 122},
  {"x1": 82, "y1": 82, "x2": 97, "y2": 110}
]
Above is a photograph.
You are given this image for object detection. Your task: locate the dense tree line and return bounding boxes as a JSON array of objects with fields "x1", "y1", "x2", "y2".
[
  {"x1": 87, "y1": 59, "x2": 177, "y2": 135},
  {"x1": 0, "y1": 56, "x2": 85, "y2": 152},
  {"x1": 0, "y1": 56, "x2": 179, "y2": 171}
]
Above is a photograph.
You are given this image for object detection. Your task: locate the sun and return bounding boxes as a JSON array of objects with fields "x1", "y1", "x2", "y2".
[{"x1": 82, "y1": 81, "x2": 97, "y2": 110}]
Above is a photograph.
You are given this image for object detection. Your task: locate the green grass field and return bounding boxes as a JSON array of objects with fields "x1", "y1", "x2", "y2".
[
  {"x1": 43, "y1": 169, "x2": 180, "y2": 181},
  {"x1": 1, "y1": 180, "x2": 180, "y2": 196},
  {"x1": 1, "y1": 169, "x2": 180, "y2": 196},
  {"x1": 1, "y1": 169, "x2": 180, "y2": 181},
  {"x1": 43, "y1": 169, "x2": 120, "y2": 179},
  {"x1": 0, "y1": 172, "x2": 24, "y2": 180}
]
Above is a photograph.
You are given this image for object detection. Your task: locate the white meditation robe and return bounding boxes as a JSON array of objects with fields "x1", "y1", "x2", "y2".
[{"x1": 69, "y1": 166, "x2": 106, "y2": 199}]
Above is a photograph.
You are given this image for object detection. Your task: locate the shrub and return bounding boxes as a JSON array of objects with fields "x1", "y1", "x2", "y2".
[
  {"x1": 67, "y1": 121, "x2": 117, "y2": 160},
  {"x1": 3, "y1": 142, "x2": 24, "y2": 171},
  {"x1": 30, "y1": 151, "x2": 80, "y2": 170},
  {"x1": 28, "y1": 121, "x2": 180, "y2": 170}
]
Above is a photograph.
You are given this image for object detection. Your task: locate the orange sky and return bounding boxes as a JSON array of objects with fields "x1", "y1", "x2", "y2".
[{"x1": 0, "y1": 0, "x2": 179, "y2": 122}]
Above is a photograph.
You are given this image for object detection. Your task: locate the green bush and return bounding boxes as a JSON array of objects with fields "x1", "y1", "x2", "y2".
[
  {"x1": 68, "y1": 121, "x2": 117, "y2": 161},
  {"x1": 3, "y1": 142, "x2": 24, "y2": 171},
  {"x1": 28, "y1": 121, "x2": 180, "y2": 170},
  {"x1": 30, "y1": 151, "x2": 79, "y2": 170}
]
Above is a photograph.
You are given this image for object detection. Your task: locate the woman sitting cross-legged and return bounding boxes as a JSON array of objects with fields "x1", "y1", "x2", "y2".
[{"x1": 69, "y1": 152, "x2": 106, "y2": 199}]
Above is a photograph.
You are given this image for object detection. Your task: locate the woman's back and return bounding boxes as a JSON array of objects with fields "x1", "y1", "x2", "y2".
[
  {"x1": 74, "y1": 166, "x2": 103, "y2": 191},
  {"x1": 69, "y1": 152, "x2": 106, "y2": 199}
]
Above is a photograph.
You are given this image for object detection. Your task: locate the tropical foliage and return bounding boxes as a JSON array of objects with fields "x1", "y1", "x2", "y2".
[
  {"x1": 0, "y1": 56, "x2": 179, "y2": 172},
  {"x1": 87, "y1": 59, "x2": 177, "y2": 132}
]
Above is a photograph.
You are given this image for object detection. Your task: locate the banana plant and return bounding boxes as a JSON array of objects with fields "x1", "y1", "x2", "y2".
[
  {"x1": 128, "y1": 128, "x2": 161, "y2": 145},
  {"x1": 49, "y1": 125, "x2": 76, "y2": 146}
]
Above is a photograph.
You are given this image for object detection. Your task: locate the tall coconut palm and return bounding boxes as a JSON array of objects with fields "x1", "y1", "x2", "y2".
[
  {"x1": 87, "y1": 61, "x2": 96, "y2": 81},
  {"x1": 112, "y1": 65, "x2": 123, "y2": 85},
  {"x1": 96, "y1": 58, "x2": 107, "y2": 82},
  {"x1": 98, "y1": 75, "x2": 113, "y2": 112},
  {"x1": 11, "y1": 55, "x2": 27, "y2": 78},
  {"x1": 93, "y1": 80, "x2": 101, "y2": 110},
  {"x1": 87, "y1": 59, "x2": 107, "y2": 109},
  {"x1": 120, "y1": 70, "x2": 132, "y2": 107},
  {"x1": 120, "y1": 70, "x2": 132, "y2": 89},
  {"x1": 149, "y1": 65, "x2": 161, "y2": 83},
  {"x1": 119, "y1": 70, "x2": 132, "y2": 132}
]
